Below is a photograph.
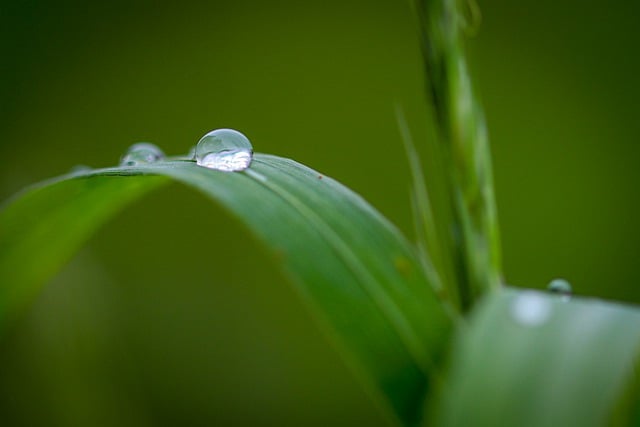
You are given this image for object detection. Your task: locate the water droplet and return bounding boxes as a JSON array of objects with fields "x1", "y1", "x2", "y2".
[
  {"x1": 195, "y1": 128, "x2": 253, "y2": 172},
  {"x1": 547, "y1": 278, "x2": 572, "y2": 295},
  {"x1": 120, "y1": 143, "x2": 165, "y2": 166},
  {"x1": 547, "y1": 278, "x2": 572, "y2": 302},
  {"x1": 510, "y1": 292, "x2": 551, "y2": 327}
]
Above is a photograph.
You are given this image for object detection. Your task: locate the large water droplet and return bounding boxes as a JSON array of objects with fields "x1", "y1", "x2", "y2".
[
  {"x1": 195, "y1": 129, "x2": 253, "y2": 172},
  {"x1": 120, "y1": 143, "x2": 165, "y2": 166},
  {"x1": 510, "y1": 292, "x2": 551, "y2": 327}
]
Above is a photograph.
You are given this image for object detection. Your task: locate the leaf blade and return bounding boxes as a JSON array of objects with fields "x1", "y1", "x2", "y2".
[
  {"x1": 0, "y1": 155, "x2": 452, "y2": 426},
  {"x1": 0, "y1": 174, "x2": 167, "y2": 319},
  {"x1": 434, "y1": 288, "x2": 640, "y2": 427}
]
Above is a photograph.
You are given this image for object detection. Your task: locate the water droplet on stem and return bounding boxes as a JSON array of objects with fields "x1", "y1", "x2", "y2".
[
  {"x1": 120, "y1": 143, "x2": 165, "y2": 166},
  {"x1": 195, "y1": 129, "x2": 253, "y2": 172}
]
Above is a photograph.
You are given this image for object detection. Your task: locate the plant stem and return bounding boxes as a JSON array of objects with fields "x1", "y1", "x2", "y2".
[{"x1": 414, "y1": 0, "x2": 502, "y2": 311}]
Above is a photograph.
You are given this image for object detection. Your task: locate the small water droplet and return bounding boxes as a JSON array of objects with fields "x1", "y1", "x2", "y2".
[
  {"x1": 120, "y1": 143, "x2": 165, "y2": 166},
  {"x1": 547, "y1": 278, "x2": 572, "y2": 295},
  {"x1": 547, "y1": 278, "x2": 572, "y2": 302},
  {"x1": 195, "y1": 128, "x2": 253, "y2": 172},
  {"x1": 510, "y1": 292, "x2": 551, "y2": 327}
]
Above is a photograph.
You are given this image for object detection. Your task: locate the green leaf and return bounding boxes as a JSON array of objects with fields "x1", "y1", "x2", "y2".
[
  {"x1": 0, "y1": 154, "x2": 452, "y2": 426},
  {"x1": 433, "y1": 287, "x2": 640, "y2": 427},
  {"x1": 0, "y1": 173, "x2": 167, "y2": 317}
]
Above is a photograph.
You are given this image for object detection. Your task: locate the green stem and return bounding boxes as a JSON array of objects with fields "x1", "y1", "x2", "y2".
[{"x1": 414, "y1": 0, "x2": 502, "y2": 311}]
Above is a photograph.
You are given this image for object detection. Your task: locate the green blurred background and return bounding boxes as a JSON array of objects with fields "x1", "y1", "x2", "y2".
[{"x1": 1, "y1": 0, "x2": 639, "y2": 425}]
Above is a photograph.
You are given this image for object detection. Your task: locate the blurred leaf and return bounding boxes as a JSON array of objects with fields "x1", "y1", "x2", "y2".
[
  {"x1": 414, "y1": 0, "x2": 502, "y2": 310},
  {"x1": 396, "y1": 105, "x2": 456, "y2": 311},
  {"x1": 433, "y1": 287, "x2": 640, "y2": 427},
  {"x1": 0, "y1": 154, "x2": 452, "y2": 426}
]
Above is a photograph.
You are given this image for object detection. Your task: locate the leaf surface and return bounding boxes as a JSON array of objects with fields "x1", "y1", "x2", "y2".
[
  {"x1": 434, "y1": 288, "x2": 640, "y2": 427},
  {"x1": 0, "y1": 154, "x2": 452, "y2": 426}
]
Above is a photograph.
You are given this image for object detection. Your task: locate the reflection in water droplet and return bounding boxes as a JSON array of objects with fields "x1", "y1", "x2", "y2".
[
  {"x1": 547, "y1": 278, "x2": 572, "y2": 299},
  {"x1": 195, "y1": 129, "x2": 253, "y2": 172},
  {"x1": 120, "y1": 143, "x2": 165, "y2": 166},
  {"x1": 510, "y1": 292, "x2": 551, "y2": 327}
]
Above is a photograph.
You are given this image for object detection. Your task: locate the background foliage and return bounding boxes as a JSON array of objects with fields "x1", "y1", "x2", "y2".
[{"x1": 1, "y1": 0, "x2": 639, "y2": 425}]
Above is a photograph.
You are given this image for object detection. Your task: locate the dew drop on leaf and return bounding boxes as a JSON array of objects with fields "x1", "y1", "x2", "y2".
[
  {"x1": 195, "y1": 129, "x2": 253, "y2": 172},
  {"x1": 120, "y1": 143, "x2": 165, "y2": 166},
  {"x1": 510, "y1": 292, "x2": 551, "y2": 327},
  {"x1": 547, "y1": 278, "x2": 572, "y2": 296}
]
